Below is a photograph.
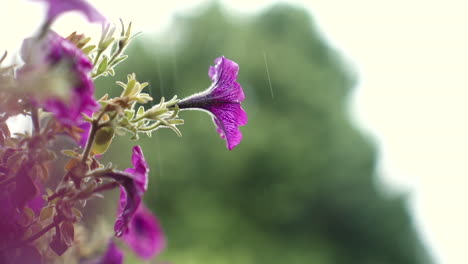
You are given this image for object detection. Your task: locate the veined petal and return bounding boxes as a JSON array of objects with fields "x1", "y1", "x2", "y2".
[
  {"x1": 210, "y1": 57, "x2": 245, "y2": 102},
  {"x1": 209, "y1": 103, "x2": 247, "y2": 150}
]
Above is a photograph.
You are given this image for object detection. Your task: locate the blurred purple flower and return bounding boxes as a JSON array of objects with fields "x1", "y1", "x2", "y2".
[
  {"x1": 43, "y1": 33, "x2": 99, "y2": 127},
  {"x1": 178, "y1": 56, "x2": 247, "y2": 150},
  {"x1": 114, "y1": 146, "x2": 148, "y2": 237},
  {"x1": 0, "y1": 167, "x2": 44, "y2": 262},
  {"x1": 20, "y1": 32, "x2": 99, "y2": 129},
  {"x1": 122, "y1": 204, "x2": 165, "y2": 259},
  {"x1": 38, "y1": 0, "x2": 106, "y2": 24}
]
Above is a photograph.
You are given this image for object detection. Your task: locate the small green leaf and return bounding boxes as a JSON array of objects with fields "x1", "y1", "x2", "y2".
[
  {"x1": 82, "y1": 45, "x2": 95, "y2": 55},
  {"x1": 97, "y1": 56, "x2": 108, "y2": 75},
  {"x1": 40, "y1": 206, "x2": 54, "y2": 221},
  {"x1": 92, "y1": 127, "x2": 115, "y2": 155},
  {"x1": 109, "y1": 55, "x2": 128, "y2": 67}
]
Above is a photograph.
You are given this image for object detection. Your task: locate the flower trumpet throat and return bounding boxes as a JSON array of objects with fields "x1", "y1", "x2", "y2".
[{"x1": 178, "y1": 56, "x2": 248, "y2": 150}]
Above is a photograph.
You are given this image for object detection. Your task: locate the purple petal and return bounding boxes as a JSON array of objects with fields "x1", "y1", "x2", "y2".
[
  {"x1": 28, "y1": 182, "x2": 45, "y2": 215},
  {"x1": 114, "y1": 146, "x2": 149, "y2": 237},
  {"x1": 209, "y1": 103, "x2": 247, "y2": 150},
  {"x1": 210, "y1": 57, "x2": 245, "y2": 102},
  {"x1": 124, "y1": 146, "x2": 148, "y2": 193},
  {"x1": 38, "y1": 0, "x2": 106, "y2": 24},
  {"x1": 79, "y1": 120, "x2": 92, "y2": 147},
  {"x1": 43, "y1": 73, "x2": 98, "y2": 127},
  {"x1": 122, "y1": 204, "x2": 165, "y2": 259}
]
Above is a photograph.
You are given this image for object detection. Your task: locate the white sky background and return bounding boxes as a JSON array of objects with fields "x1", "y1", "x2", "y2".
[{"x1": 2, "y1": 1, "x2": 468, "y2": 263}]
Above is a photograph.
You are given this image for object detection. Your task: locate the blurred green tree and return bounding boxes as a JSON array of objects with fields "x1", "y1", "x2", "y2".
[{"x1": 100, "y1": 3, "x2": 432, "y2": 264}]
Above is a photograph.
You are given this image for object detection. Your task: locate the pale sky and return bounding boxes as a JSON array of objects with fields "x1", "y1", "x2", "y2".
[{"x1": 2, "y1": 1, "x2": 468, "y2": 263}]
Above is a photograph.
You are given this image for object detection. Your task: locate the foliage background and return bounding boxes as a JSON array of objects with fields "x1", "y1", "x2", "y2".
[{"x1": 99, "y1": 3, "x2": 433, "y2": 264}]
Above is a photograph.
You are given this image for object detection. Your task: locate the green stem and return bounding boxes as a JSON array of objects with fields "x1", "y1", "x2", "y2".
[
  {"x1": 81, "y1": 106, "x2": 110, "y2": 163},
  {"x1": 139, "y1": 122, "x2": 162, "y2": 132},
  {"x1": 131, "y1": 115, "x2": 146, "y2": 123},
  {"x1": 81, "y1": 122, "x2": 97, "y2": 163},
  {"x1": 93, "y1": 50, "x2": 103, "y2": 67}
]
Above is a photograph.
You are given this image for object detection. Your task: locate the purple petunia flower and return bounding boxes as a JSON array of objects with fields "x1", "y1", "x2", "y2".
[
  {"x1": 20, "y1": 32, "x2": 99, "y2": 129},
  {"x1": 178, "y1": 56, "x2": 247, "y2": 150},
  {"x1": 114, "y1": 146, "x2": 148, "y2": 237},
  {"x1": 43, "y1": 33, "x2": 99, "y2": 127},
  {"x1": 121, "y1": 204, "x2": 165, "y2": 259},
  {"x1": 37, "y1": 0, "x2": 106, "y2": 24}
]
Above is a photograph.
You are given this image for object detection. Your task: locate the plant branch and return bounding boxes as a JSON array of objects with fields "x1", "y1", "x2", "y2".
[{"x1": 31, "y1": 106, "x2": 40, "y2": 135}]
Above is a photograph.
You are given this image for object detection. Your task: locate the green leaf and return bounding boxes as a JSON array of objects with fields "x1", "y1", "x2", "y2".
[
  {"x1": 82, "y1": 45, "x2": 96, "y2": 55},
  {"x1": 92, "y1": 127, "x2": 115, "y2": 155},
  {"x1": 96, "y1": 56, "x2": 109, "y2": 75}
]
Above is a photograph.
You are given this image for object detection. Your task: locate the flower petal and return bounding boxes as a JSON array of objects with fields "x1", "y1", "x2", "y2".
[
  {"x1": 114, "y1": 146, "x2": 149, "y2": 237},
  {"x1": 124, "y1": 146, "x2": 148, "y2": 193},
  {"x1": 39, "y1": 0, "x2": 106, "y2": 24},
  {"x1": 210, "y1": 57, "x2": 245, "y2": 102},
  {"x1": 122, "y1": 204, "x2": 165, "y2": 259},
  {"x1": 208, "y1": 103, "x2": 248, "y2": 150}
]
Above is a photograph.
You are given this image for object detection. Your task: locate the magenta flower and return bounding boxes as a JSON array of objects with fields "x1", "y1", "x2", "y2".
[
  {"x1": 44, "y1": 33, "x2": 98, "y2": 127},
  {"x1": 178, "y1": 56, "x2": 247, "y2": 150},
  {"x1": 114, "y1": 146, "x2": 148, "y2": 237},
  {"x1": 20, "y1": 32, "x2": 99, "y2": 129},
  {"x1": 37, "y1": 0, "x2": 106, "y2": 24},
  {"x1": 121, "y1": 204, "x2": 165, "y2": 259}
]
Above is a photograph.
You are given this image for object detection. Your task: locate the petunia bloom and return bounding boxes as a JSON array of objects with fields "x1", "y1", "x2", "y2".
[
  {"x1": 37, "y1": 0, "x2": 106, "y2": 24},
  {"x1": 20, "y1": 32, "x2": 99, "y2": 128},
  {"x1": 178, "y1": 56, "x2": 247, "y2": 150},
  {"x1": 114, "y1": 146, "x2": 148, "y2": 237},
  {"x1": 44, "y1": 33, "x2": 99, "y2": 127},
  {"x1": 121, "y1": 204, "x2": 165, "y2": 259}
]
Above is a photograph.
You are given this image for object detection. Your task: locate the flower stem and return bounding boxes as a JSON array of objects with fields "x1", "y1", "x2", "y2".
[
  {"x1": 81, "y1": 106, "x2": 109, "y2": 163},
  {"x1": 31, "y1": 106, "x2": 40, "y2": 135},
  {"x1": 12, "y1": 219, "x2": 63, "y2": 249},
  {"x1": 81, "y1": 122, "x2": 97, "y2": 163}
]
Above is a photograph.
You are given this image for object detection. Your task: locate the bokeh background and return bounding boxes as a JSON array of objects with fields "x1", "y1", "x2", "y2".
[
  {"x1": 100, "y1": 3, "x2": 433, "y2": 263},
  {"x1": 4, "y1": 0, "x2": 468, "y2": 263}
]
